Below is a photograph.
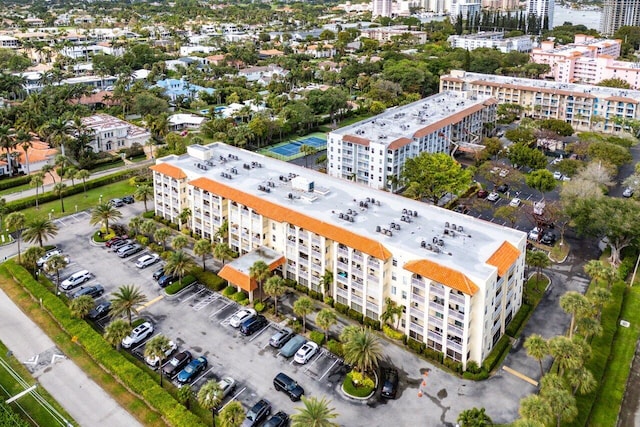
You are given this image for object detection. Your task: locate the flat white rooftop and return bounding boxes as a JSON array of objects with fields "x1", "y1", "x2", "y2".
[{"x1": 157, "y1": 143, "x2": 525, "y2": 283}]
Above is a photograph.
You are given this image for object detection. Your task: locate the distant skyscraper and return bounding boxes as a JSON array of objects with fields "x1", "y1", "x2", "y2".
[
  {"x1": 601, "y1": 0, "x2": 640, "y2": 36},
  {"x1": 527, "y1": 0, "x2": 554, "y2": 30},
  {"x1": 372, "y1": 0, "x2": 392, "y2": 17}
]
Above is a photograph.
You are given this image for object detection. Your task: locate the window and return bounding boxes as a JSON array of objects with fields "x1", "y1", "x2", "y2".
[
  {"x1": 402, "y1": 291, "x2": 407, "y2": 300},
  {"x1": 392, "y1": 258, "x2": 397, "y2": 266},
  {"x1": 391, "y1": 286, "x2": 397, "y2": 295}
]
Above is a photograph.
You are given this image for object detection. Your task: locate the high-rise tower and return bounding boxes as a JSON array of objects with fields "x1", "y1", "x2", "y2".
[{"x1": 600, "y1": 0, "x2": 640, "y2": 35}]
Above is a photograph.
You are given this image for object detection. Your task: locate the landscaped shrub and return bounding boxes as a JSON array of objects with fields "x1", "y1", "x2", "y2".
[
  {"x1": 288, "y1": 319, "x2": 302, "y2": 333},
  {"x1": 347, "y1": 308, "x2": 364, "y2": 324},
  {"x1": 382, "y1": 324, "x2": 404, "y2": 340},
  {"x1": 231, "y1": 291, "x2": 248, "y2": 302},
  {"x1": 295, "y1": 284, "x2": 309, "y2": 294},
  {"x1": 309, "y1": 290, "x2": 323, "y2": 301},
  {"x1": 443, "y1": 358, "x2": 463, "y2": 373},
  {"x1": 142, "y1": 211, "x2": 155, "y2": 219},
  {"x1": 165, "y1": 275, "x2": 197, "y2": 295},
  {"x1": 506, "y1": 303, "x2": 531, "y2": 337},
  {"x1": 334, "y1": 302, "x2": 349, "y2": 315},
  {"x1": 618, "y1": 255, "x2": 637, "y2": 281},
  {"x1": 238, "y1": 298, "x2": 250, "y2": 306},
  {"x1": 423, "y1": 347, "x2": 444, "y2": 363},
  {"x1": 363, "y1": 317, "x2": 380, "y2": 330},
  {"x1": 254, "y1": 301, "x2": 265, "y2": 313},
  {"x1": 0, "y1": 174, "x2": 31, "y2": 190},
  {"x1": 136, "y1": 235, "x2": 149, "y2": 246},
  {"x1": 326, "y1": 339, "x2": 344, "y2": 358},
  {"x1": 482, "y1": 335, "x2": 511, "y2": 373},
  {"x1": 465, "y1": 360, "x2": 481, "y2": 374},
  {"x1": 462, "y1": 370, "x2": 489, "y2": 380},
  {"x1": 284, "y1": 278, "x2": 297, "y2": 289},
  {"x1": 324, "y1": 297, "x2": 334, "y2": 307},
  {"x1": 223, "y1": 285, "x2": 236, "y2": 296},
  {"x1": 309, "y1": 330, "x2": 325, "y2": 346},
  {"x1": 193, "y1": 270, "x2": 226, "y2": 291},
  {"x1": 407, "y1": 338, "x2": 425, "y2": 354}
]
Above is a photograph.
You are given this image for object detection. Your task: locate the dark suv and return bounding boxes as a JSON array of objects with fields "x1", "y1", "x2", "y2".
[
  {"x1": 381, "y1": 368, "x2": 399, "y2": 399},
  {"x1": 240, "y1": 315, "x2": 268, "y2": 336},
  {"x1": 162, "y1": 350, "x2": 192, "y2": 378},
  {"x1": 273, "y1": 372, "x2": 304, "y2": 401},
  {"x1": 241, "y1": 399, "x2": 271, "y2": 427}
]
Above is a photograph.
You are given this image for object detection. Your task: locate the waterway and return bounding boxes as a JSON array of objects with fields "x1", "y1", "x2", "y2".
[{"x1": 553, "y1": 6, "x2": 601, "y2": 29}]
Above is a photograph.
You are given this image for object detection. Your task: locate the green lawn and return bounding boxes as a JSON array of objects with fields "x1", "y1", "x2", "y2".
[
  {"x1": 0, "y1": 182, "x2": 31, "y2": 197},
  {"x1": 0, "y1": 340, "x2": 75, "y2": 426},
  {"x1": 23, "y1": 180, "x2": 138, "y2": 223}
]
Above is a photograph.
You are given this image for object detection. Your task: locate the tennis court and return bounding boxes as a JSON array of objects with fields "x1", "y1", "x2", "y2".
[{"x1": 261, "y1": 134, "x2": 327, "y2": 161}]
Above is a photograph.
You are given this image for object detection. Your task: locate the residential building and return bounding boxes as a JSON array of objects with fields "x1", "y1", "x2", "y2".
[
  {"x1": 372, "y1": 0, "x2": 393, "y2": 17},
  {"x1": 481, "y1": 0, "x2": 519, "y2": 10},
  {"x1": 327, "y1": 91, "x2": 497, "y2": 191},
  {"x1": 154, "y1": 78, "x2": 216, "y2": 102},
  {"x1": 601, "y1": 0, "x2": 640, "y2": 36},
  {"x1": 237, "y1": 65, "x2": 289, "y2": 84},
  {"x1": 0, "y1": 36, "x2": 19, "y2": 49},
  {"x1": 361, "y1": 26, "x2": 429, "y2": 44},
  {"x1": 80, "y1": 114, "x2": 150, "y2": 153},
  {"x1": 448, "y1": 32, "x2": 533, "y2": 53},
  {"x1": 450, "y1": 0, "x2": 482, "y2": 18},
  {"x1": 151, "y1": 142, "x2": 526, "y2": 369},
  {"x1": 526, "y1": 0, "x2": 554, "y2": 29},
  {"x1": 294, "y1": 44, "x2": 337, "y2": 58},
  {"x1": 168, "y1": 113, "x2": 207, "y2": 131},
  {"x1": 440, "y1": 69, "x2": 640, "y2": 133}
]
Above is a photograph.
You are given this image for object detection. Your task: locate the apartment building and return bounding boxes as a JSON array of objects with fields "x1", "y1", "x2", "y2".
[
  {"x1": 81, "y1": 113, "x2": 150, "y2": 153},
  {"x1": 151, "y1": 142, "x2": 526, "y2": 368},
  {"x1": 526, "y1": 0, "x2": 555, "y2": 28},
  {"x1": 327, "y1": 91, "x2": 497, "y2": 191},
  {"x1": 448, "y1": 32, "x2": 533, "y2": 53},
  {"x1": 440, "y1": 70, "x2": 640, "y2": 133},
  {"x1": 372, "y1": 0, "x2": 392, "y2": 17},
  {"x1": 601, "y1": 0, "x2": 640, "y2": 36},
  {"x1": 360, "y1": 26, "x2": 429, "y2": 44}
]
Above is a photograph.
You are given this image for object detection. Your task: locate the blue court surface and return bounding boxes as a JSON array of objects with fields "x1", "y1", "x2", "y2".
[{"x1": 267, "y1": 136, "x2": 327, "y2": 157}]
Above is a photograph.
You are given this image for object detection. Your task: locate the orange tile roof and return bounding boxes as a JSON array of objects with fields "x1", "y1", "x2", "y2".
[
  {"x1": 605, "y1": 96, "x2": 638, "y2": 104},
  {"x1": 218, "y1": 264, "x2": 255, "y2": 292},
  {"x1": 414, "y1": 103, "x2": 486, "y2": 138},
  {"x1": 343, "y1": 134, "x2": 370, "y2": 146},
  {"x1": 189, "y1": 177, "x2": 392, "y2": 260},
  {"x1": 150, "y1": 163, "x2": 187, "y2": 180},
  {"x1": 470, "y1": 80, "x2": 595, "y2": 98},
  {"x1": 485, "y1": 241, "x2": 520, "y2": 277},
  {"x1": 388, "y1": 137, "x2": 412, "y2": 150},
  {"x1": 404, "y1": 259, "x2": 479, "y2": 296}
]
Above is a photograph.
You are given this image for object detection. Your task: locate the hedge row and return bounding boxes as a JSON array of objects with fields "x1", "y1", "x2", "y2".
[
  {"x1": 192, "y1": 270, "x2": 226, "y2": 292},
  {"x1": 2, "y1": 261, "x2": 205, "y2": 427},
  {"x1": 165, "y1": 275, "x2": 197, "y2": 295},
  {"x1": 0, "y1": 174, "x2": 31, "y2": 191},
  {"x1": 6, "y1": 169, "x2": 139, "y2": 213}
]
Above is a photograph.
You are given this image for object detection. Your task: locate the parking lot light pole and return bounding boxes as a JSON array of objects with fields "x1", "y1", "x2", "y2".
[{"x1": 99, "y1": 194, "x2": 103, "y2": 204}]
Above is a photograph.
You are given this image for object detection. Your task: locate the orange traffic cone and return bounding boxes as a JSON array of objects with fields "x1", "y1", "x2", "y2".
[
  {"x1": 418, "y1": 390, "x2": 423, "y2": 397},
  {"x1": 422, "y1": 380, "x2": 426, "y2": 387}
]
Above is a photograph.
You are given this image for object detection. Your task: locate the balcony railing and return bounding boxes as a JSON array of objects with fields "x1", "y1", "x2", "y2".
[
  {"x1": 427, "y1": 330, "x2": 442, "y2": 342},
  {"x1": 410, "y1": 322, "x2": 424, "y2": 334},
  {"x1": 448, "y1": 309, "x2": 465, "y2": 322},
  {"x1": 447, "y1": 323, "x2": 464, "y2": 336},
  {"x1": 366, "y1": 301, "x2": 379, "y2": 313},
  {"x1": 429, "y1": 285, "x2": 444, "y2": 297},
  {"x1": 336, "y1": 288, "x2": 348, "y2": 299},
  {"x1": 410, "y1": 306, "x2": 424, "y2": 319},
  {"x1": 411, "y1": 293, "x2": 425, "y2": 305},
  {"x1": 449, "y1": 293, "x2": 465, "y2": 305}
]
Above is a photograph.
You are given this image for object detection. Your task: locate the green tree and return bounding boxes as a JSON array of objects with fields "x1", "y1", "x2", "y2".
[
  {"x1": 524, "y1": 334, "x2": 548, "y2": 378},
  {"x1": 90, "y1": 202, "x2": 122, "y2": 234},
  {"x1": 526, "y1": 250, "x2": 550, "y2": 286},
  {"x1": 505, "y1": 127, "x2": 536, "y2": 146},
  {"x1": 30, "y1": 173, "x2": 44, "y2": 208},
  {"x1": 586, "y1": 287, "x2": 611, "y2": 321},
  {"x1": 401, "y1": 152, "x2": 473, "y2": 205},
  {"x1": 548, "y1": 336, "x2": 584, "y2": 376},
  {"x1": 316, "y1": 308, "x2": 337, "y2": 343},
  {"x1": 559, "y1": 291, "x2": 591, "y2": 339},
  {"x1": 5, "y1": 212, "x2": 25, "y2": 263},
  {"x1": 104, "y1": 319, "x2": 132, "y2": 351},
  {"x1": 53, "y1": 182, "x2": 67, "y2": 213},
  {"x1": 249, "y1": 260, "x2": 270, "y2": 300},
  {"x1": 538, "y1": 119, "x2": 574, "y2": 137},
  {"x1": 380, "y1": 297, "x2": 403, "y2": 329},
  {"x1": 507, "y1": 143, "x2": 547, "y2": 170},
  {"x1": 75, "y1": 169, "x2": 90, "y2": 195},
  {"x1": 141, "y1": 219, "x2": 157, "y2": 241},
  {"x1": 178, "y1": 207, "x2": 192, "y2": 229},
  {"x1": 518, "y1": 394, "x2": 551, "y2": 426},
  {"x1": 263, "y1": 275, "x2": 286, "y2": 317},
  {"x1": 154, "y1": 228, "x2": 172, "y2": 251},
  {"x1": 566, "y1": 366, "x2": 596, "y2": 396},
  {"x1": 293, "y1": 296, "x2": 314, "y2": 333},
  {"x1": 110, "y1": 284, "x2": 148, "y2": 325},
  {"x1": 587, "y1": 141, "x2": 632, "y2": 168},
  {"x1": 597, "y1": 77, "x2": 631, "y2": 89},
  {"x1": 22, "y1": 246, "x2": 45, "y2": 274},
  {"x1": 23, "y1": 218, "x2": 59, "y2": 247},
  {"x1": 69, "y1": 295, "x2": 94, "y2": 318},
  {"x1": 129, "y1": 216, "x2": 144, "y2": 237},
  {"x1": 291, "y1": 396, "x2": 339, "y2": 427},
  {"x1": 526, "y1": 170, "x2": 557, "y2": 199},
  {"x1": 172, "y1": 235, "x2": 189, "y2": 251},
  {"x1": 457, "y1": 407, "x2": 493, "y2": 427},
  {"x1": 194, "y1": 239, "x2": 212, "y2": 271},
  {"x1": 177, "y1": 384, "x2": 193, "y2": 410},
  {"x1": 164, "y1": 250, "x2": 196, "y2": 287},
  {"x1": 144, "y1": 335, "x2": 172, "y2": 386},
  {"x1": 197, "y1": 380, "x2": 223, "y2": 427},
  {"x1": 540, "y1": 380, "x2": 578, "y2": 427},
  {"x1": 214, "y1": 242, "x2": 235, "y2": 265},
  {"x1": 300, "y1": 144, "x2": 317, "y2": 168},
  {"x1": 134, "y1": 184, "x2": 154, "y2": 212},
  {"x1": 218, "y1": 400, "x2": 245, "y2": 427},
  {"x1": 342, "y1": 327, "x2": 382, "y2": 374},
  {"x1": 43, "y1": 254, "x2": 68, "y2": 295},
  {"x1": 494, "y1": 205, "x2": 519, "y2": 227}
]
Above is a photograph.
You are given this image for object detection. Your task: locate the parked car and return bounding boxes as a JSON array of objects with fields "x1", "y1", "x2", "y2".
[
  {"x1": 117, "y1": 244, "x2": 143, "y2": 258},
  {"x1": 109, "y1": 198, "x2": 124, "y2": 207},
  {"x1": 177, "y1": 356, "x2": 208, "y2": 384},
  {"x1": 135, "y1": 254, "x2": 159, "y2": 269},
  {"x1": 487, "y1": 192, "x2": 500, "y2": 202},
  {"x1": 528, "y1": 227, "x2": 541, "y2": 241},
  {"x1": 263, "y1": 411, "x2": 289, "y2": 427},
  {"x1": 273, "y1": 372, "x2": 304, "y2": 401},
  {"x1": 496, "y1": 184, "x2": 509, "y2": 193},
  {"x1": 60, "y1": 270, "x2": 92, "y2": 291},
  {"x1": 453, "y1": 204, "x2": 469, "y2": 214},
  {"x1": 153, "y1": 267, "x2": 165, "y2": 280},
  {"x1": 509, "y1": 197, "x2": 521, "y2": 207},
  {"x1": 229, "y1": 308, "x2": 257, "y2": 328},
  {"x1": 162, "y1": 350, "x2": 192, "y2": 378},
  {"x1": 623, "y1": 187, "x2": 634, "y2": 198},
  {"x1": 87, "y1": 301, "x2": 111, "y2": 320},
  {"x1": 541, "y1": 231, "x2": 557, "y2": 246},
  {"x1": 241, "y1": 399, "x2": 271, "y2": 427},
  {"x1": 37, "y1": 249, "x2": 62, "y2": 267},
  {"x1": 218, "y1": 377, "x2": 237, "y2": 399},
  {"x1": 121, "y1": 321, "x2": 154, "y2": 349},
  {"x1": 145, "y1": 340, "x2": 177, "y2": 367},
  {"x1": 279, "y1": 335, "x2": 307, "y2": 358},
  {"x1": 105, "y1": 236, "x2": 128, "y2": 248},
  {"x1": 71, "y1": 284, "x2": 104, "y2": 299},
  {"x1": 553, "y1": 171, "x2": 564, "y2": 180},
  {"x1": 381, "y1": 368, "x2": 399, "y2": 399},
  {"x1": 158, "y1": 274, "x2": 178, "y2": 288},
  {"x1": 122, "y1": 195, "x2": 135, "y2": 204},
  {"x1": 294, "y1": 341, "x2": 318, "y2": 364},
  {"x1": 269, "y1": 327, "x2": 294, "y2": 349},
  {"x1": 240, "y1": 315, "x2": 268, "y2": 336},
  {"x1": 110, "y1": 239, "x2": 132, "y2": 251},
  {"x1": 476, "y1": 189, "x2": 488, "y2": 199}
]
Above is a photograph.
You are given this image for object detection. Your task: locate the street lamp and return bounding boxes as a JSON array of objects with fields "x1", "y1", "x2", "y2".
[{"x1": 99, "y1": 194, "x2": 103, "y2": 204}]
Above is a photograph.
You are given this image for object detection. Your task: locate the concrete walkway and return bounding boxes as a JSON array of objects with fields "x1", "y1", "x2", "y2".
[{"x1": 0, "y1": 288, "x2": 142, "y2": 427}]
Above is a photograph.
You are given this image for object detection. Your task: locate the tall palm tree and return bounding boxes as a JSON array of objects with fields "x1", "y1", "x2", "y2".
[
  {"x1": 380, "y1": 297, "x2": 403, "y2": 329},
  {"x1": 214, "y1": 220, "x2": 229, "y2": 243},
  {"x1": 177, "y1": 385, "x2": 193, "y2": 410},
  {"x1": 104, "y1": 319, "x2": 132, "y2": 351},
  {"x1": 214, "y1": 242, "x2": 234, "y2": 265},
  {"x1": 69, "y1": 295, "x2": 95, "y2": 318},
  {"x1": 5, "y1": 212, "x2": 25, "y2": 263},
  {"x1": 293, "y1": 296, "x2": 314, "y2": 333},
  {"x1": 193, "y1": 239, "x2": 212, "y2": 271},
  {"x1": 518, "y1": 395, "x2": 552, "y2": 426},
  {"x1": 144, "y1": 335, "x2": 172, "y2": 386},
  {"x1": 75, "y1": 169, "x2": 91, "y2": 195},
  {"x1": 154, "y1": 228, "x2": 172, "y2": 251},
  {"x1": 30, "y1": 173, "x2": 44, "y2": 208},
  {"x1": 0, "y1": 125, "x2": 16, "y2": 176},
  {"x1": 540, "y1": 380, "x2": 578, "y2": 427},
  {"x1": 164, "y1": 251, "x2": 196, "y2": 287},
  {"x1": 197, "y1": 380, "x2": 224, "y2": 427},
  {"x1": 90, "y1": 202, "x2": 123, "y2": 234},
  {"x1": 134, "y1": 184, "x2": 153, "y2": 212},
  {"x1": 559, "y1": 291, "x2": 591, "y2": 339},
  {"x1": 249, "y1": 260, "x2": 270, "y2": 300},
  {"x1": 291, "y1": 396, "x2": 339, "y2": 427},
  {"x1": 264, "y1": 276, "x2": 286, "y2": 317},
  {"x1": 218, "y1": 401, "x2": 245, "y2": 427},
  {"x1": 316, "y1": 308, "x2": 337, "y2": 343},
  {"x1": 299, "y1": 144, "x2": 317, "y2": 168},
  {"x1": 524, "y1": 334, "x2": 548, "y2": 378},
  {"x1": 15, "y1": 130, "x2": 32, "y2": 174},
  {"x1": 129, "y1": 216, "x2": 144, "y2": 237},
  {"x1": 172, "y1": 235, "x2": 189, "y2": 251},
  {"x1": 566, "y1": 366, "x2": 596, "y2": 396},
  {"x1": 40, "y1": 116, "x2": 72, "y2": 155},
  {"x1": 110, "y1": 284, "x2": 148, "y2": 325},
  {"x1": 457, "y1": 407, "x2": 493, "y2": 427},
  {"x1": 41, "y1": 164, "x2": 57, "y2": 185},
  {"x1": 53, "y1": 182, "x2": 67, "y2": 213},
  {"x1": 548, "y1": 336, "x2": 583, "y2": 377},
  {"x1": 526, "y1": 250, "x2": 550, "y2": 286},
  {"x1": 342, "y1": 327, "x2": 383, "y2": 374},
  {"x1": 23, "y1": 246, "x2": 45, "y2": 274},
  {"x1": 44, "y1": 254, "x2": 68, "y2": 295},
  {"x1": 141, "y1": 219, "x2": 157, "y2": 241},
  {"x1": 179, "y1": 207, "x2": 192, "y2": 229},
  {"x1": 23, "y1": 218, "x2": 59, "y2": 247}
]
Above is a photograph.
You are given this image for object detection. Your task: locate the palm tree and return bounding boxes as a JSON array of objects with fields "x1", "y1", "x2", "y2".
[
  {"x1": 583, "y1": 259, "x2": 607, "y2": 286},
  {"x1": 214, "y1": 220, "x2": 229, "y2": 243},
  {"x1": 110, "y1": 284, "x2": 148, "y2": 325},
  {"x1": 23, "y1": 246, "x2": 45, "y2": 274},
  {"x1": 5, "y1": 212, "x2": 25, "y2": 263},
  {"x1": 53, "y1": 182, "x2": 67, "y2": 213},
  {"x1": 548, "y1": 336, "x2": 583, "y2": 377},
  {"x1": 218, "y1": 400, "x2": 245, "y2": 427},
  {"x1": 293, "y1": 296, "x2": 314, "y2": 333},
  {"x1": 194, "y1": 239, "x2": 212, "y2": 271},
  {"x1": 141, "y1": 219, "x2": 157, "y2": 241},
  {"x1": 249, "y1": 260, "x2": 270, "y2": 300},
  {"x1": 380, "y1": 297, "x2": 403, "y2": 329},
  {"x1": 559, "y1": 291, "x2": 591, "y2": 339},
  {"x1": 164, "y1": 251, "x2": 196, "y2": 287},
  {"x1": 179, "y1": 207, "x2": 192, "y2": 229},
  {"x1": 299, "y1": 144, "x2": 317, "y2": 168},
  {"x1": 15, "y1": 130, "x2": 32, "y2": 174},
  {"x1": 575, "y1": 316, "x2": 603, "y2": 343},
  {"x1": 154, "y1": 228, "x2": 172, "y2": 251},
  {"x1": 30, "y1": 173, "x2": 44, "y2": 208},
  {"x1": 526, "y1": 250, "x2": 550, "y2": 287},
  {"x1": 540, "y1": 382, "x2": 578, "y2": 427},
  {"x1": 566, "y1": 366, "x2": 596, "y2": 396},
  {"x1": 321, "y1": 270, "x2": 333, "y2": 295},
  {"x1": 343, "y1": 327, "x2": 383, "y2": 375},
  {"x1": 70, "y1": 295, "x2": 95, "y2": 318},
  {"x1": 23, "y1": 218, "x2": 59, "y2": 247},
  {"x1": 524, "y1": 334, "x2": 548, "y2": 378},
  {"x1": 316, "y1": 308, "x2": 337, "y2": 343},
  {"x1": 144, "y1": 335, "x2": 172, "y2": 386},
  {"x1": 75, "y1": 169, "x2": 91, "y2": 195},
  {"x1": 177, "y1": 384, "x2": 193, "y2": 410},
  {"x1": 197, "y1": 380, "x2": 224, "y2": 427},
  {"x1": 90, "y1": 202, "x2": 123, "y2": 234},
  {"x1": 40, "y1": 116, "x2": 72, "y2": 155},
  {"x1": 264, "y1": 276, "x2": 287, "y2": 317},
  {"x1": 172, "y1": 235, "x2": 189, "y2": 251},
  {"x1": 41, "y1": 164, "x2": 56, "y2": 185},
  {"x1": 129, "y1": 216, "x2": 144, "y2": 237},
  {"x1": 518, "y1": 394, "x2": 552, "y2": 426},
  {"x1": 214, "y1": 242, "x2": 235, "y2": 265},
  {"x1": 134, "y1": 184, "x2": 153, "y2": 212},
  {"x1": 44, "y1": 254, "x2": 68, "y2": 294},
  {"x1": 291, "y1": 396, "x2": 339, "y2": 427},
  {"x1": 0, "y1": 124, "x2": 16, "y2": 176},
  {"x1": 457, "y1": 407, "x2": 493, "y2": 427},
  {"x1": 104, "y1": 319, "x2": 132, "y2": 351}
]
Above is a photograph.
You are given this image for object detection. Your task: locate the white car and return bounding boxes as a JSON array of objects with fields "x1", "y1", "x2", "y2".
[
  {"x1": 528, "y1": 227, "x2": 541, "y2": 241},
  {"x1": 145, "y1": 340, "x2": 177, "y2": 367},
  {"x1": 136, "y1": 254, "x2": 160, "y2": 269},
  {"x1": 229, "y1": 308, "x2": 256, "y2": 328},
  {"x1": 487, "y1": 192, "x2": 500, "y2": 202},
  {"x1": 37, "y1": 249, "x2": 62, "y2": 268},
  {"x1": 509, "y1": 198, "x2": 521, "y2": 207},
  {"x1": 294, "y1": 341, "x2": 318, "y2": 364},
  {"x1": 553, "y1": 171, "x2": 564, "y2": 180},
  {"x1": 623, "y1": 187, "x2": 634, "y2": 198},
  {"x1": 218, "y1": 377, "x2": 237, "y2": 399},
  {"x1": 122, "y1": 322, "x2": 154, "y2": 349}
]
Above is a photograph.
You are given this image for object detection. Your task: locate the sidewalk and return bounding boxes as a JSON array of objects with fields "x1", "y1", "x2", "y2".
[{"x1": 0, "y1": 288, "x2": 142, "y2": 427}]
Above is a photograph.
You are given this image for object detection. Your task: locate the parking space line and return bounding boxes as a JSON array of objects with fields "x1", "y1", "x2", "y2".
[
  {"x1": 209, "y1": 301, "x2": 233, "y2": 318},
  {"x1": 181, "y1": 287, "x2": 207, "y2": 305},
  {"x1": 248, "y1": 324, "x2": 270, "y2": 342},
  {"x1": 131, "y1": 332, "x2": 160, "y2": 353},
  {"x1": 192, "y1": 367, "x2": 215, "y2": 385},
  {"x1": 222, "y1": 387, "x2": 246, "y2": 410},
  {"x1": 318, "y1": 358, "x2": 340, "y2": 381},
  {"x1": 193, "y1": 292, "x2": 218, "y2": 311},
  {"x1": 303, "y1": 352, "x2": 323, "y2": 374},
  {"x1": 140, "y1": 295, "x2": 164, "y2": 310}
]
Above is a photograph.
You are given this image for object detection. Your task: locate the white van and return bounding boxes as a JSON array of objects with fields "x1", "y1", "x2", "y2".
[{"x1": 60, "y1": 270, "x2": 92, "y2": 291}]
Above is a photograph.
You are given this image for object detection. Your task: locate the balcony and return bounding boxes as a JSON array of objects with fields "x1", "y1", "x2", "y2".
[
  {"x1": 367, "y1": 273, "x2": 379, "y2": 283},
  {"x1": 430, "y1": 285, "x2": 444, "y2": 297},
  {"x1": 336, "y1": 288, "x2": 348, "y2": 299},
  {"x1": 447, "y1": 323, "x2": 464, "y2": 336},
  {"x1": 411, "y1": 278, "x2": 425, "y2": 290},
  {"x1": 311, "y1": 236, "x2": 321, "y2": 245},
  {"x1": 336, "y1": 274, "x2": 348, "y2": 284},
  {"x1": 427, "y1": 330, "x2": 441, "y2": 342},
  {"x1": 411, "y1": 293, "x2": 425, "y2": 305},
  {"x1": 336, "y1": 261, "x2": 348, "y2": 270},
  {"x1": 410, "y1": 322, "x2": 424, "y2": 334},
  {"x1": 337, "y1": 248, "x2": 349, "y2": 257},
  {"x1": 410, "y1": 306, "x2": 424, "y2": 318},
  {"x1": 449, "y1": 293, "x2": 465, "y2": 305},
  {"x1": 446, "y1": 340, "x2": 463, "y2": 353},
  {"x1": 351, "y1": 281, "x2": 363, "y2": 292},
  {"x1": 428, "y1": 315, "x2": 442, "y2": 325},
  {"x1": 351, "y1": 294, "x2": 363, "y2": 306},
  {"x1": 448, "y1": 309, "x2": 465, "y2": 322},
  {"x1": 366, "y1": 301, "x2": 379, "y2": 313},
  {"x1": 429, "y1": 301, "x2": 444, "y2": 312},
  {"x1": 352, "y1": 268, "x2": 363, "y2": 279}
]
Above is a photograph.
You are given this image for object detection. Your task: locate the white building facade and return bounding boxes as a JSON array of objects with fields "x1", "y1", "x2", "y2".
[
  {"x1": 448, "y1": 32, "x2": 533, "y2": 53},
  {"x1": 81, "y1": 114, "x2": 150, "y2": 153},
  {"x1": 527, "y1": 0, "x2": 555, "y2": 29}
]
